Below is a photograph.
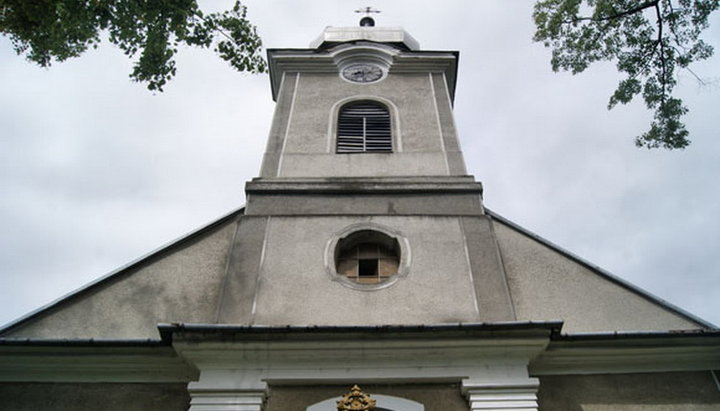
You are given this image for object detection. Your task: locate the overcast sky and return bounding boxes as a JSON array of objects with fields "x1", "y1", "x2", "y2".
[{"x1": 1, "y1": 1, "x2": 718, "y2": 329}]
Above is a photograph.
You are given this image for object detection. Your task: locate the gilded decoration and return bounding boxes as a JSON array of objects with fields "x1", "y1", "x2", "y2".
[{"x1": 337, "y1": 385, "x2": 376, "y2": 410}]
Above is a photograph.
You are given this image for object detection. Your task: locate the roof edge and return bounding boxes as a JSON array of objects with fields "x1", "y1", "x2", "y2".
[
  {"x1": 553, "y1": 328, "x2": 720, "y2": 341},
  {"x1": 158, "y1": 320, "x2": 564, "y2": 342},
  {"x1": 0, "y1": 207, "x2": 245, "y2": 336},
  {"x1": 485, "y1": 208, "x2": 717, "y2": 329},
  {"x1": 0, "y1": 337, "x2": 167, "y2": 347}
]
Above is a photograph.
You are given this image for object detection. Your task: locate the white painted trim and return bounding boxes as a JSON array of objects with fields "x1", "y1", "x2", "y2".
[
  {"x1": 214, "y1": 217, "x2": 242, "y2": 323},
  {"x1": 188, "y1": 388, "x2": 266, "y2": 411},
  {"x1": 462, "y1": 378, "x2": 540, "y2": 411},
  {"x1": 486, "y1": 217, "x2": 517, "y2": 321},
  {"x1": 259, "y1": 71, "x2": 286, "y2": 175},
  {"x1": 250, "y1": 216, "x2": 271, "y2": 322},
  {"x1": 172, "y1": 333, "x2": 550, "y2": 380},
  {"x1": 428, "y1": 73, "x2": 450, "y2": 175},
  {"x1": 458, "y1": 218, "x2": 481, "y2": 318},
  {"x1": 276, "y1": 73, "x2": 300, "y2": 177},
  {"x1": 441, "y1": 71, "x2": 467, "y2": 173}
]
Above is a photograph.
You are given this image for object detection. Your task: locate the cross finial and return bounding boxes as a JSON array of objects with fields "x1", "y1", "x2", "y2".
[
  {"x1": 354, "y1": 7, "x2": 381, "y2": 16},
  {"x1": 354, "y1": 7, "x2": 380, "y2": 27}
]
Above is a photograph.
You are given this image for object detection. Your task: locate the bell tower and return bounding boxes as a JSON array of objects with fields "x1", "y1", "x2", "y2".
[
  {"x1": 259, "y1": 23, "x2": 466, "y2": 179},
  {"x1": 216, "y1": 21, "x2": 517, "y2": 325}
]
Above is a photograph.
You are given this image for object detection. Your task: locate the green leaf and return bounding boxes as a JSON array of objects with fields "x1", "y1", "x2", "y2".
[
  {"x1": 1, "y1": 0, "x2": 267, "y2": 92},
  {"x1": 532, "y1": 0, "x2": 718, "y2": 149}
]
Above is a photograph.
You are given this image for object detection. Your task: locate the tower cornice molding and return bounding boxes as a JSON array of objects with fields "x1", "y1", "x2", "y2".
[{"x1": 267, "y1": 45, "x2": 458, "y2": 102}]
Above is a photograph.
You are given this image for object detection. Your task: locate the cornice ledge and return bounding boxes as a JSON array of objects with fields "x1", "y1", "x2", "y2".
[
  {"x1": 0, "y1": 345, "x2": 197, "y2": 383},
  {"x1": 245, "y1": 178, "x2": 483, "y2": 195},
  {"x1": 166, "y1": 322, "x2": 559, "y2": 370},
  {"x1": 530, "y1": 333, "x2": 720, "y2": 375}
]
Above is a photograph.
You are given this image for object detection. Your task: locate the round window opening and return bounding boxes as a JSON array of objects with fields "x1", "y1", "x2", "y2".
[{"x1": 335, "y1": 230, "x2": 401, "y2": 285}]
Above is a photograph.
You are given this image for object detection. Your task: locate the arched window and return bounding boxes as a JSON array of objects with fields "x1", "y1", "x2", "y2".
[{"x1": 337, "y1": 101, "x2": 392, "y2": 153}]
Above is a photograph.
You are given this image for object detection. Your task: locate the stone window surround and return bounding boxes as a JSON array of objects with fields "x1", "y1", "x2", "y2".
[
  {"x1": 336, "y1": 101, "x2": 393, "y2": 153},
  {"x1": 327, "y1": 95, "x2": 403, "y2": 153},
  {"x1": 324, "y1": 222, "x2": 411, "y2": 291}
]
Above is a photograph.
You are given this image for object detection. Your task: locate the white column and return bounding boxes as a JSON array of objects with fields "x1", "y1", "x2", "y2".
[{"x1": 461, "y1": 378, "x2": 540, "y2": 411}]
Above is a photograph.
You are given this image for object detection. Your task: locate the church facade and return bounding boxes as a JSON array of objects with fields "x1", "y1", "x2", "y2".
[{"x1": 1, "y1": 21, "x2": 719, "y2": 411}]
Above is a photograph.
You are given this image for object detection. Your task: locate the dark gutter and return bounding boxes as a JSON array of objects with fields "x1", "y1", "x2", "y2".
[
  {"x1": 552, "y1": 328, "x2": 720, "y2": 341},
  {"x1": 159, "y1": 320, "x2": 564, "y2": 342},
  {"x1": 0, "y1": 337, "x2": 166, "y2": 347}
]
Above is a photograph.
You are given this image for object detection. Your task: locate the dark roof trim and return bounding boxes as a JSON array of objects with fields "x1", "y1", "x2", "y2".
[
  {"x1": 485, "y1": 208, "x2": 717, "y2": 329},
  {"x1": 0, "y1": 338, "x2": 166, "y2": 347},
  {"x1": 159, "y1": 320, "x2": 564, "y2": 342},
  {"x1": 553, "y1": 328, "x2": 720, "y2": 341},
  {"x1": 0, "y1": 207, "x2": 245, "y2": 335}
]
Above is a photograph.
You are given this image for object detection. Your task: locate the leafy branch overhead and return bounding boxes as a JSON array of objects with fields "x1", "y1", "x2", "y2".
[
  {"x1": 0, "y1": 0, "x2": 267, "y2": 91},
  {"x1": 533, "y1": 0, "x2": 718, "y2": 149}
]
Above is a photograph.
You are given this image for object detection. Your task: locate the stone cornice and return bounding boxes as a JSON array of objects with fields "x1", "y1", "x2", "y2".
[
  {"x1": 0, "y1": 343, "x2": 198, "y2": 383},
  {"x1": 165, "y1": 322, "x2": 555, "y2": 386},
  {"x1": 267, "y1": 44, "x2": 458, "y2": 102},
  {"x1": 530, "y1": 332, "x2": 720, "y2": 375},
  {"x1": 245, "y1": 176, "x2": 483, "y2": 195}
]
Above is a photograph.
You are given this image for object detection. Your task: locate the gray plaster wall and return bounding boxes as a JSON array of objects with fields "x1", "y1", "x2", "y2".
[
  {"x1": 260, "y1": 72, "x2": 467, "y2": 178},
  {"x1": 266, "y1": 383, "x2": 467, "y2": 411},
  {"x1": 0, "y1": 382, "x2": 189, "y2": 411},
  {"x1": 493, "y1": 219, "x2": 703, "y2": 332},
  {"x1": 246, "y1": 216, "x2": 484, "y2": 326},
  {"x1": 4, "y1": 219, "x2": 238, "y2": 339},
  {"x1": 537, "y1": 371, "x2": 720, "y2": 410}
]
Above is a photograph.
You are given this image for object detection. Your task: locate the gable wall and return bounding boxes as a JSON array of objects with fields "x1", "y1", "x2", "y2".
[
  {"x1": 4, "y1": 219, "x2": 238, "y2": 339},
  {"x1": 493, "y1": 219, "x2": 703, "y2": 333}
]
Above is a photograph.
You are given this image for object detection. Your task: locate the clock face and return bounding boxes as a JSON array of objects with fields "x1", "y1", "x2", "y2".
[{"x1": 341, "y1": 64, "x2": 384, "y2": 83}]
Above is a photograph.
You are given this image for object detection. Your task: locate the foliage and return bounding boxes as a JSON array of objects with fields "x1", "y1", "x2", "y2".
[
  {"x1": 533, "y1": 0, "x2": 718, "y2": 149},
  {"x1": 0, "y1": 0, "x2": 266, "y2": 91}
]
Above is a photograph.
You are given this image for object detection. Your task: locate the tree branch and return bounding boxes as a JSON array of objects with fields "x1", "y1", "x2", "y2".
[
  {"x1": 565, "y1": 0, "x2": 659, "y2": 23},
  {"x1": 655, "y1": 1, "x2": 668, "y2": 105}
]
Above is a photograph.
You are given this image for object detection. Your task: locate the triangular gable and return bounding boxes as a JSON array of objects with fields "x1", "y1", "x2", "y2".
[
  {"x1": 487, "y1": 209, "x2": 714, "y2": 332},
  {"x1": 0, "y1": 208, "x2": 244, "y2": 339}
]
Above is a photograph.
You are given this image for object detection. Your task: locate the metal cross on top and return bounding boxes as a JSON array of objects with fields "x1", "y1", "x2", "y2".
[
  {"x1": 355, "y1": 6, "x2": 380, "y2": 27},
  {"x1": 354, "y1": 6, "x2": 381, "y2": 16}
]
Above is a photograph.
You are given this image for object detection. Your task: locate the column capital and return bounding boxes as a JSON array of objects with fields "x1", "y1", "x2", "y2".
[
  {"x1": 188, "y1": 387, "x2": 266, "y2": 411},
  {"x1": 461, "y1": 378, "x2": 540, "y2": 411}
]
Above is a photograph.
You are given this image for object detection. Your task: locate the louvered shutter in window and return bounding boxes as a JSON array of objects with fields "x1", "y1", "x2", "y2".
[{"x1": 337, "y1": 102, "x2": 391, "y2": 153}]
